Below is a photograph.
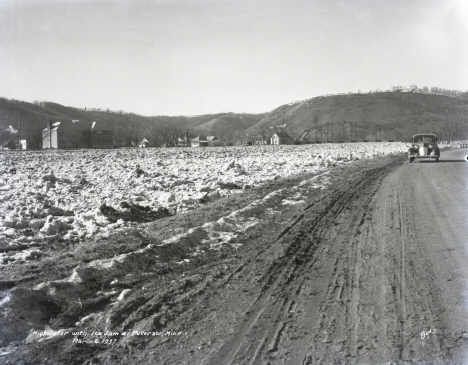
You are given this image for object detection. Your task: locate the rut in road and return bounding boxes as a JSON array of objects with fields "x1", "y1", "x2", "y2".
[
  {"x1": 203, "y1": 160, "x2": 402, "y2": 365},
  {"x1": 299, "y1": 162, "x2": 452, "y2": 365}
]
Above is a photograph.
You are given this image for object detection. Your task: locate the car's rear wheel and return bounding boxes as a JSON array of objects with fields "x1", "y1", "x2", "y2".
[
  {"x1": 435, "y1": 157, "x2": 439, "y2": 162},
  {"x1": 409, "y1": 157, "x2": 415, "y2": 163}
]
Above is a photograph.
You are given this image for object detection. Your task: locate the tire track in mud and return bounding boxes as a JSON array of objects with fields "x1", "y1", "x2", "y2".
[
  {"x1": 300, "y1": 167, "x2": 386, "y2": 364},
  {"x1": 343, "y1": 162, "x2": 448, "y2": 364},
  {"x1": 287, "y1": 160, "x2": 450, "y2": 365},
  {"x1": 203, "y1": 160, "x2": 400, "y2": 365},
  {"x1": 389, "y1": 167, "x2": 445, "y2": 360},
  {"x1": 397, "y1": 172, "x2": 408, "y2": 359},
  {"x1": 218, "y1": 177, "x2": 335, "y2": 288}
]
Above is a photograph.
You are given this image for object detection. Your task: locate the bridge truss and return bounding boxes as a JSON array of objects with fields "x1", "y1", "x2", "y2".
[{"x1": 295, "y1": 122, "x2": 403, "y2": 144}]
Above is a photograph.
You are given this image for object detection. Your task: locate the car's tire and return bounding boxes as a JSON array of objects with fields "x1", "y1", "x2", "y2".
[
  {"x1": 409, "y1": 157, "x2": 415, "y2": 163},
  {"x1": 435, "y1": 157, "x2": 439, "y2": 162}
]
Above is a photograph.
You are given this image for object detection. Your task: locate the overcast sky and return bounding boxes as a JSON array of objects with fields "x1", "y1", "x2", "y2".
[{"x1": 0, "y1": 0, "x2": 467, "y2": 116}]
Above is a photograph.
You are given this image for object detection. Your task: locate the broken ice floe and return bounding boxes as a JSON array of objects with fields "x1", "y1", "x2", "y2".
[{"x1": 0, "y1": 143, "x2": 405, "y2": 254}]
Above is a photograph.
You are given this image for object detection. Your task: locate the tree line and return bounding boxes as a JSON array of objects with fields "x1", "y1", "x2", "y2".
[
  {"x1": 1, "y1": 90, "x2": 468, "y2": 150},
  {"x1": 391, "y1": 85, "x2": 468, "y2": 100},
  {"x1": 0, "y1": 104, "x2": 251, "y2": 149}
]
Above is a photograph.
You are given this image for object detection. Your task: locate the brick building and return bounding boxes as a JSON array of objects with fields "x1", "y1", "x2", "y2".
[
  {"x1": 89, "y1": 121, "x2": 114, "y2": 148},
  {"x1": 42, "y1": 120, "x2": 114, "y2": 149}
]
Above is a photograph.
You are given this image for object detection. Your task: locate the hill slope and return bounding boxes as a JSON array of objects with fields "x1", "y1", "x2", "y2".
[
  {"x1": 247, "y1": 92, "x2": 468, "y2": 141},
  {"x1": 187, "y1": 113, "x2": 264, "y2": 139},
  {"x1": 0, "y1": 98, "x2": 264, "y2": 148},
  {"x1": 1, "y1": 91, "x2": 467, "y2": 148}
]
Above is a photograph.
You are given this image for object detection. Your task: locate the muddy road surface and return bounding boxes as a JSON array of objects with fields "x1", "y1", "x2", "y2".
[
  {"x1": 2, "y1": 150, "x2": 468, "y2": 365},
  {"x1": 159, "y1": 150, "x2": 468, "y2": 365}
]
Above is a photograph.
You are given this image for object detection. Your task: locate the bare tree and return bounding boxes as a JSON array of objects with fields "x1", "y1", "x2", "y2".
[
  {"x1": 224, "y1": 125, "x2": 236, "y2": 142},
  {"x1": 159, "y1": 118, "x2": 187, "y2": 147},
  {"x1": 233, "y1": 130, "x2": 245, "y2": 145},
  {"x1": 286, "y1": 125, "x2": 298, "y2": 140},
  {"x1": 255, "y1": 124, "x2": 270, "y2": 142},
  {"x1": 25, "y1": 124, "x2": 44, "y2": 149},
  {"x1": 146, "y1": 121, "x2": 161, "y2": 147},
  {"x1": 0, "y1": 110, "x2": 19, "y2": 149},
  {"x1": 113, "y1": 115, "x2": 146, "y2": 147},
  {"x1": 441, "y1": 104, "x2": 466, "y2": 142}
]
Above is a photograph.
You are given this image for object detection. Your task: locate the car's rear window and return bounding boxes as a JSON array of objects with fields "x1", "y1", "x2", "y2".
[{"x1": 413, "y1": 136, "x2": 436, "y2": 142}]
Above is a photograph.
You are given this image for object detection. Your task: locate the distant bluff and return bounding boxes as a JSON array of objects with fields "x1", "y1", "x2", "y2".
[
  {"x1": 247, "y1": 91, "x2": 468, "y2": 141},
  {"x1": 1, "y1": 90, "x2": 467, "y2": 148}
]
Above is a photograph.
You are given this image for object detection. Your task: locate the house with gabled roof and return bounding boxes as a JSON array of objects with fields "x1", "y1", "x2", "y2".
[
  {"x1": 138, "y1": 138, "x2": 149, "y2": 148},
  {"x1": 252, "y1": 135, "x2": 269, "y2": 145},
  {"x1": 270, "y1": 131, "x2": 293, "y2": 145},
  {"x1": 191, "y1": 135, "x2": 209, "y2": 147},
  {"x1": 178, "y1": 131, "x2": 192, "y2": 147}
]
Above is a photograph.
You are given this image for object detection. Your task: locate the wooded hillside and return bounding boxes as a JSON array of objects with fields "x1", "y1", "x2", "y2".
[{"x1": 1, "y1": 88, "x2": 467, "y2": 148}]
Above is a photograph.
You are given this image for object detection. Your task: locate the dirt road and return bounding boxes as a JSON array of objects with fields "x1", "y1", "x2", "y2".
[
  {"x1": 150, "y1": 150, "x2": 468, "y2": 365},
  {"x1": 3, "y1": 150, "x2": 468, "y2": 365}
]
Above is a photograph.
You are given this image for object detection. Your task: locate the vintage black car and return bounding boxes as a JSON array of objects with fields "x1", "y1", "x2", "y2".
[{"x1": 408, "y1": 134, "x2": 440, "y2": 163}]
